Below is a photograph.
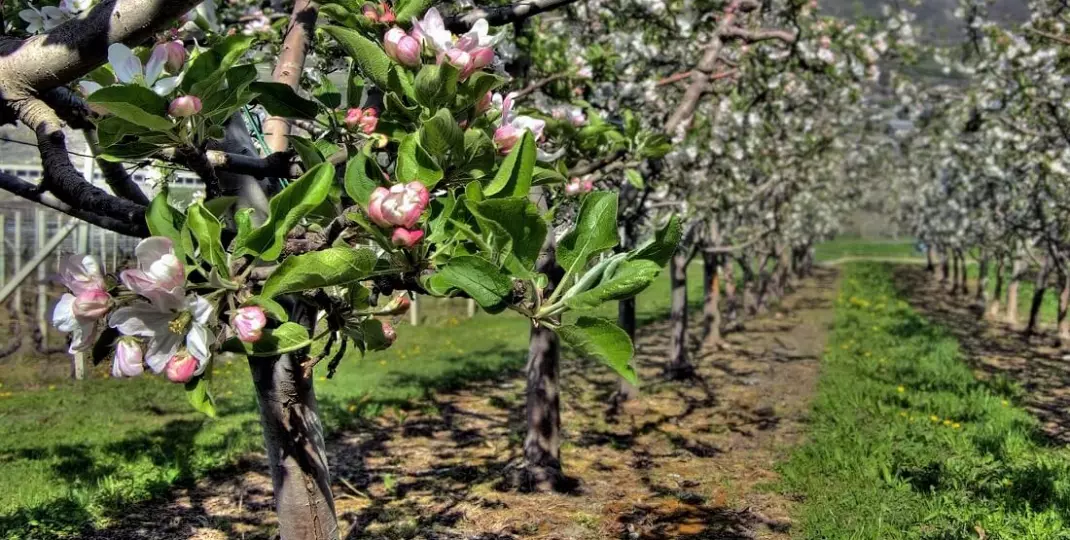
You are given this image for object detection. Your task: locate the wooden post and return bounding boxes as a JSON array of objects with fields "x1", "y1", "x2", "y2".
[
  {"x1": 36, "y1": 209, "x2": 48, "y2": 346},
  {"x1": 110, "y1": 231, "x2": 118, "y2": 270},
  {"x1": 13, "y1": 211, "x2": 22, "y2": 310},
  {"x1": 72, "y1": 218, "x2": 89, "y2": 380},
  {"x1": 0, "y1": 214, "x2": 5, "y2": 288},
  {"x1": 466, "y1": 298, "x2": 476, "y2": 318},
  {"x1": 409, "y1": 295, "x2": 419, "y2": 326}
]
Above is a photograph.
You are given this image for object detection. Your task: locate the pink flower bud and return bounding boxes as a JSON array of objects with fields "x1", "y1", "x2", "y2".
[
  {"x1": 72, "y1": 289, "x2": 111, "y2": 319},
  {"x1": 391, "y1": 227, "x2": 425, "y2": 248},
  {"x1": 565, "y1": 181, "x2": 582, "y2": 196},
  {"x1": 233, "y1": 306, "x2": 267, "y2": 343},
  {"x1": 345, "y1": 108, "x2": 379, "y2": 134},
  {"x1": 369, "y1": 182, "x2": 430, "y2": 229},
  {"x1": 582, "y1": 179, "x2": 595, "y2": 192},
  {"x1": 162, "y1": 40, "x2": 187, "y2": 72},
  {"x1": 469, "y1": 47, "x2": 495, "y2": 70},
  {"x1": 380, "y1": 295, "x2": 411, "y2": 316},
  {"x1": 444, "y1": 48, "x2": 474, "y2": 78},
  {"x1": 367, "y1": 186, "x2": 392, "y2": 227},
  {"x1": 379, "y1": 2, "x2": 395, "y2": 22},
  {"x1": 112, "y1": 338, "x2": 144, "y2": 378},
  {"x1": 165, "y1": 351, "x2": 198, "y2": 383},
  {"x1": 362, "y1": 3, "x2": 379, "y2": 21},
  {"x1": 169, "y1": 95, "x2": 202, "y2": 117},
  {"x1": 493, "y1": 125, "x2": 521, "y2": 153},
  {"x1": 381, "y1": 321, "x2": 397, "y2": 345}
]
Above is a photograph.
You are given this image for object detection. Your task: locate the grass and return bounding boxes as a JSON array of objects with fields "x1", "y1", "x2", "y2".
[
  {"x1": 779, "y1": 262, "x2": 1070, "y2": 539},
  {"x1": 814, "y1": 237, "x2": 921, "y2": 262},
  {"x1": 0, "y1": 265, "x2": 705, "y2": 539}
]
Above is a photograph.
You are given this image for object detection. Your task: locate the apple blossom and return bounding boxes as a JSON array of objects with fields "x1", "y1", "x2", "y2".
[
  {"x1": 345, "y1": 107, "x2": 379, "y2": 134},
  {"x1": 109, "y1": 43, "x2": 183, "y2": 96},
  {"x1": 493, "y1": 93, "x2": 545, "y2": 153},
  {"x1": 120, "y1": 237, "x2": 186, "y2": 311},
  {"x1": 233, "y1": 306, "x2": 267, "y2": 343},
  {"x1": 112, "y1": 338, "x2": 145, "y2": 378},
  {"x1": 367, "y1": 182, "x2": 430, "y2": 229},
  {"x1": 385, "y1": 28, "x2": 422, "y2": 67},
  {"x1": 51, "y1": 254, "x2": 109, "y2": 353},
  {"x1": 162, "y1": 40, "x2": 188, "y2": 72},
  {"x1": 165, "y1": 351, "x2": 199, "y2": 383},
  {"x1": 379, "y1": 295, "x2": 412, "y2": 316},
  {"x1": 392, "y1": 228, "x2": 425, "y2": 248},
  {"x1": 169, "y1": 95, "x2": 202, "y2": 117},
  {"x1": 381, "y1": 322, "x2": 397, "y2": 345}
]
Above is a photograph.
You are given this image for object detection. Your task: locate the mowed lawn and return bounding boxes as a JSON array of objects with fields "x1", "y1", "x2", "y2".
[{"x1": 0, "y1": 265, "x2": 706, "y2": 538}]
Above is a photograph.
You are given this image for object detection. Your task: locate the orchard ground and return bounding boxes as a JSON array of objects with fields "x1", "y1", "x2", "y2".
[{"x1": 3, "y1": 240, "x2": 1070, "y2": 538}]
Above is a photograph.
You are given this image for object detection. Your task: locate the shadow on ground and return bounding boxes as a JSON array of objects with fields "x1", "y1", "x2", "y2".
[
  {"x1": 79, "y1": 269, "x2": 839, "y2": 540},
  {"x1": 894, "y1": 266, "x2": 1070, "y2": 446}
]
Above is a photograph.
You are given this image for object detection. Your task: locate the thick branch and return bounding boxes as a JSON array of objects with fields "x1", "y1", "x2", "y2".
[
  {"x1": 83, "y1": 128, "x2": 150, "y2": 205},
  {"x1": 264, "y1": 0, "x2": 318, "y2": 153},
  {"x1": 656, "y1": 69, "x2": 737, "y2": 87},
  {"x1": 721, "y1": 26, "x2": 797, "y2": 44},
  {"x1": 445, "y1": 0, "x2": 581, "y2": 32},
  {"x1": 513, "y1": 73, "x2": 569, "y2": 99},
  {"x1": 568, "y1": 150, "x2": 626, "y2": 176},
  {"x1": 0, "y1": 0, "x2": 202, "y2": 95},
  {"x1": 0, "y1": 172, "x2": 146, "y2": 236}
]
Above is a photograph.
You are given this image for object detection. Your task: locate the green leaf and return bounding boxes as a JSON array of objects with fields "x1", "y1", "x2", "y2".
[
  {"x1": 234, "y1": 163, "x2": 335, "y2": 260},
  {"x1": 460, "y1": 71, "x2": 506, "y2": 107},
  {"x1": 483, "y1": 130, "x2": 535, "y2": 198},
  {"x1": 426, "y1": 191, "x2": 457, "y2": 243},
  {"x1": 557, "y1": 192, "x2": 619, "y2": 274},
  {"x1": 532, "y1": 166, "x2": 567, "y2": 186},
  {"x1": 243, "y1": 296, "x2": 289, "y2": 322},
  {"x1": 413, "y1": 63, "x2": 459, "y2": 109},
  {"x1": 314, "y1": 77, "x2": 342, "y2": 109},
  {"x1": 223, "y1": 322, "x2": 311, "y2": 356},
  {"x1": 564, "y1": 260, "x2": 661, "y2": 310},
  {"x1": 87, "y1": 85, "x2": 172, "y2": 131},
  {"x1": 347, "y1": 59, "x2": 366, "y2": 108},
  {"x1": 632, "y1": 215, "x2": 682, "y2": 267},
  {"x1": 361, "y1": 319, "x2": 393, "y2": 351},
  {"x1": 625, "y1": 168, "x2": 644, "y2": 189},
  {"x1": 555, "y1": 316, "x2": 636, "y2": 385},
  {"x1": 394, "y1": 0, "x2": 433, "y2": 22},
  {"x1": 261, "y1": 247, "x2": 377, "y2": 298},
  {"x1": 185, "y1": 35, "x2": 256, "y2": 95},
  {"x1": 145, "y1": 192, "x2": 188, "y2": 261},
  {"x1": 289, "y1": 135, "x2": 325, "y2": 169},
  {"x1": 344, "y1": 150, "x2": 385, "y2": 205},
  {"x1": 462, "y1": 129, "x2": 496, "y2": 178},
  {"x1": 420, "y1": 108, "x2": 464, "y2": 160},
  {"x1": 396, "y1": 133, "x2": 443, "y2": 187},
  {"x1": 468, "y1": 198, "x2": 547, "y2": 273},
  {"x1": 437, "y1": 256, "x2": 513, "y2": 313},
  {"x1": 202, "y1": 196, "x2": 238, "y2": 218},
  {"x1": 249, "y1": 82, "x2": 322, "y2": 120},
  {"x1": 186, "y1": 203, "x2": 229, "y2": 276},
  {"x1": 323, "y1": 26, "x2": 392, "y2": 90},
  {"x1": 185, "y1": 371, "x2": 217, "y2": 418}
]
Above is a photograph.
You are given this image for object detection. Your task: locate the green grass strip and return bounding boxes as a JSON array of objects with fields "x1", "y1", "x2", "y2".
[{"x1": 779, "y1": 262, "x2": 1070, "y2": 539}]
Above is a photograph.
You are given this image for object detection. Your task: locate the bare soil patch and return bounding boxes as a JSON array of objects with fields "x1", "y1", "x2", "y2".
[{"x1": 84, "y1": 269, "x2": 838, "y2": 540}]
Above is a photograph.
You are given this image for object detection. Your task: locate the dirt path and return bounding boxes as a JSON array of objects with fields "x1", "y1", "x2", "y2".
[
  {"x1": 85, "y1": 269, "x2": 839, "y2": 540},
  {"x1": 894, "y1": 266, "x2": 1070, "y2": 445}
]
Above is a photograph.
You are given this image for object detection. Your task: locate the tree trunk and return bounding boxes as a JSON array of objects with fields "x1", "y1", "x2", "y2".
[
  {"x1": 939, "y1": 246, "x2": 949, "y2": 283},
  {"x1": 723, "y1": 257, "x2": 739, "y2": 328},
  {"x1": 975, "y1": 255, "x2": 989, "y2": 316},
  {"x1": 668, "y1": 252, "x2": 692, "y2": 378},
  {"x1": 702, "y1": 251, "x2": 722, "y2": 348},
  {"x1": 926, "y1": 245, "x2": 935, "y2": 273},
  {"x1": 740, "y1": 254, "x2": 757, "y2": 318},
  {"x1": 249, "y1": 302, "x2": 338, "y2": 540},
  {"x1": 1058, "y1": 272, "x2": 1070, "y2": 347},
  {"x1": 1006, "y1": 257, "x2": 1024, "y2": 328},
  {"x1": 776, "y1": 244, "x2": 793, "y2": 298},
  {"x1": 950, "y1": 252, "x2": 961, "y2": 295},
  {"x1": 1025, "y1": 255, "x2": 1051, "y2": 337},
  {"x1": 755, "y1": 253, "x2": 773, "y2": 313},
  {"x1": 988, "y1": 257, "x2": 1004, "y2": 320},
  {"x1": 958, "y1": 250, "x2": 969, "y2": 296},
  {"x1": 615, "y1": 297, "x2": 639, "y2": 401}
]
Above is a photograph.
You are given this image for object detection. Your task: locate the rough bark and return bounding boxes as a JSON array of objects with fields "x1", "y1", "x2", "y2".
[
  {"x1": 249, "y1": 302, "x2": 338, "y2": 540},
  {"x1": 988, "y1": 257, "x2": 1004, "y2": 320},
  {"x1": 958, "y1": 250, "x2": 969, "y2": 296},
  {"x1": 668, "y1": 251, "x2": 692, "y2": 379},
  {"x1": 939, "y1": 247, "x2": 950, "y2": 283},
  {"x1": 949, "y1": 252, "x2": 961, "y2": 295},
  {"x1": 975, "y1": 255, "x2": 989, "y2": 316},
  {"x1": 1025, "y1": 255, "x2": 1051, "y2": 337},
  {"x1": 723, "y1": 257, "x2": 739, "y2": 327},
  {"x1": 1058, "y1": 272, "x2": 1070, "y2": 347},
  {"x1": 264, "y1": 0, "x2": 319, "y2": 152},
  {"x1": 702, "y1": 251, "x2": 722, "y2": 348},
  {"x1": 926, "y1": 245, "x2": 935, "y2": 273},
  {"x1": 740, "y1": 253, "x2": 758, "y2": 317},
  {"x1": 1006, "y1": 257, "x2": 1024, "y2": 328},
  {"x1": 615, "y1": 297, "x2": 639, "y2": 401}
]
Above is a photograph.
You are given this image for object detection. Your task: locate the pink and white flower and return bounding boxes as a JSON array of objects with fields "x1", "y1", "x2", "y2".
[
  {"x1": 367, "y1": 182, "x2": 430, "y2": 229},
  {"x1": 232, "y1": 306, "x2": 267, "y2": 343},
  {"x1": 51, "y1": 254, "x2": 110, "y2": 353},
  {"x1": 169, "y1": 95, "x2": 202, "y2": 117},
  {"x1": 493, "y1": 93, "x2": 545, "y2": 153},
  {"x1": 108, "y1": 43, "x2": 183, "y2": 96},
  {"x1": 112, "y1": 338, "x2": 145, "y2": 378},
  {"x1": 165, "y1": 351, "x2": 199, "y2": 383},
  {"x1": 344, "y1": 107, "x2": 379, "y2": 134},
  {"x1": 411, "y1": 7, "x2": 454, "y2": 53},
  {"x1": 391, "y1": 228, "x2": 425, "y2": 248},
  {"x1": 119, "y1": 237, "x2": 186, "y2": 311},
  {"x1": 384, "y1": 27, "x2": 422, "y2": 67}
]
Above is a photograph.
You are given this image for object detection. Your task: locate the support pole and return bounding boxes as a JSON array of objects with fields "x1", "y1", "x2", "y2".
[
  {"x1": 409, "y1": 296, "x2": 419, "y2": 326},
  {"x1": 13, "y1": 211, "x2": 22, "y2": 309},
  {"x1": 36, "y1": 209, "x2": 48, "y2": 347}
]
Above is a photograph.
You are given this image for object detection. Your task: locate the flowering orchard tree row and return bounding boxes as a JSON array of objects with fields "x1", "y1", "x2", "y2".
[
  {"x1": 0, "y1": 0, "x2": 911, "y2": 537},
  {"x1": 890, "y1": 0, "x2": 1069, "y2": 342}
]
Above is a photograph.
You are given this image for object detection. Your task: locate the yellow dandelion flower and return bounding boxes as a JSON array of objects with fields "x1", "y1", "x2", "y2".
[
  {"x1": 1001, "y1": 400, "x2": 1009, "y2": 406},
  {"x1": 348, "y1": 404, "x2": 357, "y2": 413},
  {"x1": 48, "y1": 385, "x2": 56, "y2": 391},
  {"x1": 930, "y1": 415, "x2": 940, "y2": 422},
  {"x1": 943, "y1": 419, "x2": 952, "y2": 426},
  {"x1": 899, "y1": 412, "x2": 907, "y2": 417},
  {"x1": 897, "y1": 386, "x2": 905, "y2": 393},
  {"x1": 952, "y1": 423, "x2": 961, "y2": 429}
]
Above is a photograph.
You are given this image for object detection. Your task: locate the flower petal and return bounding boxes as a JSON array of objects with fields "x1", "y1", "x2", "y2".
[
  {"x1": 135, "y1": 237, "x2": 175, "y2": 269},
  {"x1": 145, "y1": 333, "x2": 183, "y2": 373},
  {"x1": 144, "y1": 45, "x2": 168, "y2": 87},
  {"x1": 52, "y1": 294, "x2": 79, "y2": 333},
  {"x1": 108, "y1": 303, "x2": 170, "y2": 337},
  {"x1": 108, "y1": 43, "x2": 142, "y2": 84},
  {"x1": 189, "y1": 295, "x2": 215, "y2": 325},
  {"x1": 187, "y1": 323, "x2": 213, "y2": 372},
  {"x1": 69, "y1": 319, "x2": 99, "y2": 353},
  {"x1": 152, "y1": 75, "x2": 182, "y2": 97}
]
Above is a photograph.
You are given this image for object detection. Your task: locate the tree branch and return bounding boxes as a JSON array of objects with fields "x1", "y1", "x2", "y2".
[
  {"x1": 444, "y1": 0, "x2": 582, "y2": 32},
  {"x1": 513, "y1": 73, "x2": 570, "y2": 99},
  {"x1": 721, "y1": 26, "x2": 797, "y2": 44},
  {"x1": 656, "y1": 69, "x2": 737, "y2": 87},
  {"x1": 0, "y1": 171, "x2": 147, "y2": 236},
  {"x1": 264, "y1": 0, "x2": 318, "y2": 153},
  {"x1": 568, "y1": 150, "x2": 626, "y2": 176}
]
